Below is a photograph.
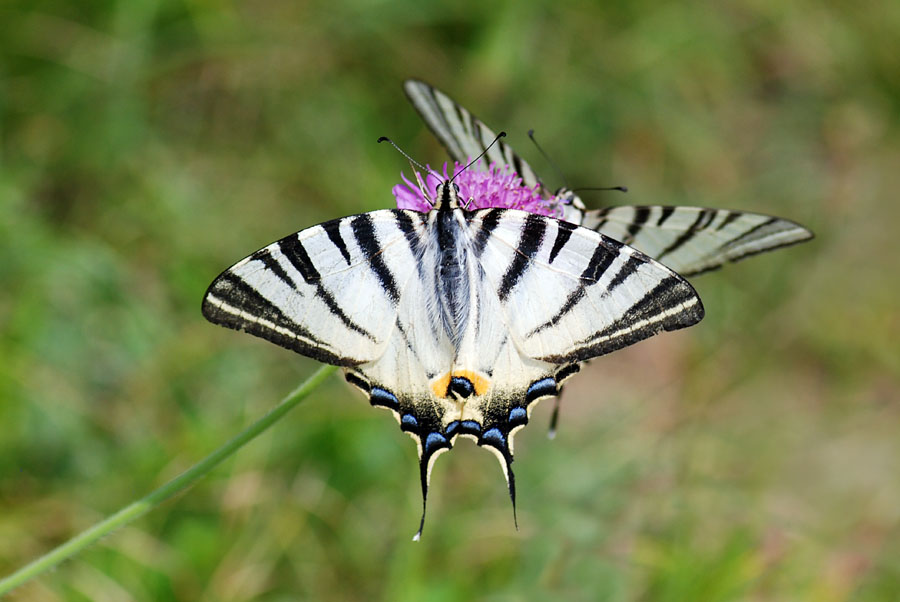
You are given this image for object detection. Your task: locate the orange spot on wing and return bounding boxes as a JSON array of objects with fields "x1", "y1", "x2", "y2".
[
  {"x1": 430, "y1": 370, "x2": 491, "y2": 398},
  {"x1": 431, "y1": 373, "x2": 452, "y2": 399}
]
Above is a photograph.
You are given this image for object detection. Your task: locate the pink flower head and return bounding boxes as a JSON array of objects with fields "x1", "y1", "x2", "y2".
[{"x1": 392, "y1": 161, "x2": 562, "y2": 217}]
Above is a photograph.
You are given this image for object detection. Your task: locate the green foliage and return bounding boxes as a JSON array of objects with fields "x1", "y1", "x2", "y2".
[{"x1": 2, "y1": 0, "x2": 898, "y2": 599}]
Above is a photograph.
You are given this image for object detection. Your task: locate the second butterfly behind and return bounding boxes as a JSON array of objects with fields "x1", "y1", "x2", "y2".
[{"x1": 404, "y1": 79, "x2": 813, "y2": 278}]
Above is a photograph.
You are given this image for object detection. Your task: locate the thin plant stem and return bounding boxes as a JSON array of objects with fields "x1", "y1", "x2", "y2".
[{"x1": 0, "y1": 364, "x2": 338, "y2": 596}]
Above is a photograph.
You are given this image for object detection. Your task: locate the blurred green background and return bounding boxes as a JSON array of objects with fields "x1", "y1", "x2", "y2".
[{"x1": 2, "y1": 1, "x2": 898, "y2": 600}]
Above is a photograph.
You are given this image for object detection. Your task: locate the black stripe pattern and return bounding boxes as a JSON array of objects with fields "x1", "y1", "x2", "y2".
[
  {"x1": 498, "y1": 214, "x2": 546, "y2": 302},
  {"x1": 549, "y1": 220, "x2": 577, "y2": 264},
  {"x1": 202, "y1": 209, "x2": 426, "y2": 367},
  {"x1": 350, "y1": 214, "x2": 401, "y2": 305}
]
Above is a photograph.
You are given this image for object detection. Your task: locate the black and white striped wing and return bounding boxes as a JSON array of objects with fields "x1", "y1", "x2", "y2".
[
  {"x1": 403, "y1": 79, "x2": 541, "y2": 188},
  {"x1": 202, "y1": 210, "x2": 425, "y2": 366},
  {"x1": 470, "y1": 210, "x2": 705, "y2": 364},
  {"x1": 580, "y1": 206, "x2": 814, "y2": 277}
]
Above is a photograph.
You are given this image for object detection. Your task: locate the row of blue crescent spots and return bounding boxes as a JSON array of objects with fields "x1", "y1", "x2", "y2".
[{"x1": 361, "y1": 371, "x2": 564, "y2": 456}]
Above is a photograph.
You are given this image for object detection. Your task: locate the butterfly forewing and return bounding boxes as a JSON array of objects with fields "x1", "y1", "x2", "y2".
[
  {"x1": 470, "y1": 209, "x2": 704, "y2": 363},
  {"x1": 202, "y1": 210, "x2": 427, "y2": 366}
]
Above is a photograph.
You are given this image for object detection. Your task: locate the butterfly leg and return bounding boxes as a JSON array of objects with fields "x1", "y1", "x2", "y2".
[{"x1": 548, "y1": 364, "x2": 581, "y2": 439}]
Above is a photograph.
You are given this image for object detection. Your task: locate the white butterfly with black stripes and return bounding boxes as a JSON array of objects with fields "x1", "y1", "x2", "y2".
[
  {"x1": 403, "y1": 79, "x2": 814, "y2": 278},
  {"x1": 203, "y1": 174, "x2": 704, "y2": 539}
]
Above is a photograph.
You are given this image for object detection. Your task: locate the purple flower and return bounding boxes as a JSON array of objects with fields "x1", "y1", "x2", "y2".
[{"x1": 392, "y1": 161, "x2": 561, "y2": 217}]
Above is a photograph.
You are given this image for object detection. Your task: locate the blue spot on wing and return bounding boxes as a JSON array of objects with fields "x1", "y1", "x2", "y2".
[
  {"x1": 508, "y1": 407, "x2": 527, "y2": 425},
  {"x1": 481, "y1": 427, "x2": 506, "y2": 448},
  {"x1": 460, "y1": 420, "x2": 482, "y2": 435},
  {"x1": 526, "y1": 377, "x2": 557, "y2": 403},
  {"x1": 445, "y1": 421, "x2": 482, "y2": 438},
  {"x1": 401, "y1": 414, "x2": 418, "y2": 429},
  {"x1": 424, "y1": 432, "x2": 449, "y2": 455},
  {"x1": 370, "y1": 387, "x2": 399, "y2": 411}
]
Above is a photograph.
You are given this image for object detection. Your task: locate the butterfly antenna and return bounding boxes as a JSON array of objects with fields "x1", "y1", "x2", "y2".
[
  {"x1": 528, "y1": 130, "x2": 629, "y2": 194},
  {"x1": 378, "y1": 136, "x2": 443, "y2": 178},
  {"x1": 528, "y1": 129, "x2": 569, "y2": 189},
  {"x1": 449, "y1": 131, "x2": 507, "y2": 184},
  {"x1": 572, "y1": 185, "x2": 629, "y2": 194},
  {"x1": 377, "y1": 136, "x2": 427, "y2": 170}
]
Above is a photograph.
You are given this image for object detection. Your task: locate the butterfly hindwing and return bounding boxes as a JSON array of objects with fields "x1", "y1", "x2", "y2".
[{"x1": 343, "y1": 319, "x2": 571, "y2": 537}]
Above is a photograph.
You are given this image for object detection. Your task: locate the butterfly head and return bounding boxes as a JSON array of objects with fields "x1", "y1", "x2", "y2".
[
  {"x1": 431, "y1": 181, "x2": 464, "y2": 212},
  {"x1": 552, "y1": 188, "x2": 586, "y2": 224},
  {"x1": 554, "y1": 188, "x2": 585, "y2": 209}
]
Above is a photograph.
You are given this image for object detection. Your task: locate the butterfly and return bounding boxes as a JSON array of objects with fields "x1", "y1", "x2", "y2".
[
  {"x1": 203, "y1": 169, "x2": 704, "y2": 538},
  {"x1": 403, "y1": 79, "x2": 814, "y2": 278}
]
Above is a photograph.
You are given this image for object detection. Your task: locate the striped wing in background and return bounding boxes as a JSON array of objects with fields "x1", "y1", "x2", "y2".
[{"x1": 404, "y1": 79, "x2": 541, "y2": 188}]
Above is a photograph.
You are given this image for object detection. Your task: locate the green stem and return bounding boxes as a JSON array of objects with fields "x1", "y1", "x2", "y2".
[{"x1": 0, "y1": 365, "x2": 338, "y2": 596}]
